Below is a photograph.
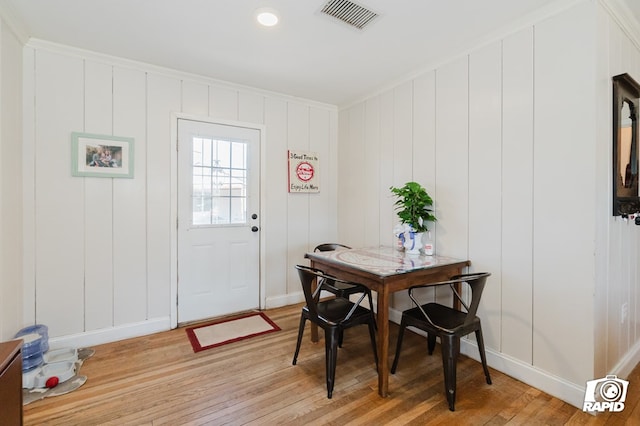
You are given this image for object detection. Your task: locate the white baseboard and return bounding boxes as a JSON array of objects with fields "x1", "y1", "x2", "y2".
[
  {"x1": 48, "y1": 317, "x2": 171, "y2": 351},
  {"x1": 387, "y1": 307, "x2": 586, "y2": 409},
  {"x1": 460, "y1": 335, "x2": 640, "y2": 409},
  {"x1": 610, "y1": 339, "x2": 640, "y2": 379},
  {"x1": 266, "y1": 292, "x2": 304, "y2": 309},
  {"x1": 459, "y1": 340, "x2": 586, "y2": 408}
]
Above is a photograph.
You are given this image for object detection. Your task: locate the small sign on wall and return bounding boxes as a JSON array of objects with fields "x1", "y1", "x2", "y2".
[{"x1": 288, "y1": 150, "x2": 319, "y2": 193}]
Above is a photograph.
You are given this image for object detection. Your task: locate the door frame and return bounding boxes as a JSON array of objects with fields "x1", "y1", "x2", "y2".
[{"x1": 170, "y1": 112, "x2": 267, "y2": 328}]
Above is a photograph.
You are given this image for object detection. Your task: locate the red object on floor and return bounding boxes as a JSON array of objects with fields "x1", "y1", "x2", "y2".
[{"x1": 45, "y1": 376, "x2": 59, "y2": 388}]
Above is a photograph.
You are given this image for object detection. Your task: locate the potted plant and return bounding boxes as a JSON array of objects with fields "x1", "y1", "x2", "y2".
[{"x1": 390, "y1": 181, "x2": 436, "y2": 254}]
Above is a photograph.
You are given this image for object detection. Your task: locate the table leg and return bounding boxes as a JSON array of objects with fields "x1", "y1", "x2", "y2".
[{"x1": 376, "y1": 286, "x2": 390, "y2": 397}]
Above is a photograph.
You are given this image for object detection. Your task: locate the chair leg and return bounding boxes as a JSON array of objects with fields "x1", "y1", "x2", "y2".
[
  {"x1": 440, "y1": 335, "x2": 460, "y2": 411},
  {"x1": 338, "y1": 329, "x2": 344, "y2": 348},
  {"x1": 292, "y1": 316, "x2": 306, "y2": 365},
  {"x1": 475, "y1": 327, "x2": 492, "y2": 385},
  {"x1": 390, "y1": 316, "x2": 407, "y2": 374},
  {"x1": 367, "y1": 318, "x2": 378, "y2": 369},
  {"x1": 427, "y1": 333, "x2": 436, "y2": 355},
  {"x1": 325, "y1": 328, "x2": 339, "y2": 399}
]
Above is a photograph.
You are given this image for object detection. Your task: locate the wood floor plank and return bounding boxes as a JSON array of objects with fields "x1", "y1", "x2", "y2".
[{"x1": 22, "y1": 304, "x2": 639, "y2": 425}]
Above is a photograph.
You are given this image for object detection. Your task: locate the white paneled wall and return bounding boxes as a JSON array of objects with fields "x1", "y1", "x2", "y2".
[
  {"x1": 533, "y1": 0, "x2": 596, "y2": 385},
  {"x1": 434, "y1": 57, "x2": 469, "y2": 261},
  {"x1": 600, "y1": 3, "x2": 640, "y2": 378},
  {"x1": 337, "y1": 0, "x2": 616, "y2": 408},
  {"x1": 112, "y1": 67, "x2": 147, "y2": 327},
  {"x1": 0, "y1": 16, "x2": 23, "y2": 341},
  {"x1": 20, "y1": 41, "x2": 337, "y2": 345},
  {"x1": 468, "y1": 42, "x2": 503, "y2": 352},
  {"x1": 501, "y1": 28, "x2": 534, "y2": 364}
]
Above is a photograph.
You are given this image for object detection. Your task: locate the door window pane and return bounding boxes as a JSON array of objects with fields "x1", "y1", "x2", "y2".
[{"x1": 192, "y1": 136, "x2": 248, "y2": 225}]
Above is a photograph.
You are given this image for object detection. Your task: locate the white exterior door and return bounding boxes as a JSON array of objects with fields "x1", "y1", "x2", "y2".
[{"x1": 177, "y1": 118, "x2": 261, "y2": 323}]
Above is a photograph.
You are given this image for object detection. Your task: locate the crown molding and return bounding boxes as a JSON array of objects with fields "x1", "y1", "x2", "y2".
[
  {"x1": 25, "y1": 38, "x2": 338, "y2": 111},
  {"x1": 0, "y1": 0, "x2": 30, "y2": 43},
  {"x1": 601, "y1": 0, "x2": 640, "y2": 51}
]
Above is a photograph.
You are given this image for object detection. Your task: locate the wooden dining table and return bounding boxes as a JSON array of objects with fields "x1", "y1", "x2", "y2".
[{"x1": 305, "y1": 245, "x2": 470, "y2": 397}]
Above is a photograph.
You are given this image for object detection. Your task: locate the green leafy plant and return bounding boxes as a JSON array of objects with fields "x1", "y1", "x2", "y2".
[{"x1": 390, "y1": 181, "x2": 436, "y2": 233}]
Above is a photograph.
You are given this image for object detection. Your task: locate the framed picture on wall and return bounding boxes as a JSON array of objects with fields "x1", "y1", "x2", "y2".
[
  {"x1": 288, "y1": 150, "x2": 319, "y2": 193},
  {"x1": 71, "y1": 132, "x2": 134, "y2": 178}
]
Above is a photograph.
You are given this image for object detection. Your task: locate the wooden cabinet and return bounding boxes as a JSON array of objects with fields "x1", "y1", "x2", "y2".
[{"x1": 0, "y1": 340, "x2": 23, "y2": 425}]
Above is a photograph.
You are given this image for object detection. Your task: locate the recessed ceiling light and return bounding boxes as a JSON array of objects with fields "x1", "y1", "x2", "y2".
[{"x1": 256, "y1": 8, "x2": 279, "y2": 27}]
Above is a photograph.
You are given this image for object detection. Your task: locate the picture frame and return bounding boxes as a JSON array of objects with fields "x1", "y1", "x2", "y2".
[
  {"x1": 612, "y1": 74, "x2": 640, "y2": 215},
  {"x1": 288, "y1": 150, "x2": 319, "y2": 193},
  {"x1": 71, "y1": 132, "x2": 134, "y2": 178}
]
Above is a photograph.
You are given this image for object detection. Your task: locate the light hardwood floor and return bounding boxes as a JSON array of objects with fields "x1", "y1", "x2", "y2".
[{"x1": 24, "y1": 304, "x2": 639, "y2": 425}]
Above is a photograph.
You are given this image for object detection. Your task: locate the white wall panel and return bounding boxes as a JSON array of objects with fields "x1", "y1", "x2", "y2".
[
  {"x1": 340, "y1": 103, "x2": 365, "y2": 247},
  {"x1": 337, "y1": 108, "x2": 350, "y2": 240},
  {"x1": 434, "y1": 57, "x2": 469, "y2": 260},
  {"x1": 308, "y1": 107, "x2": 335, "y2": 246},
  {"x1": 146, "y1": 73, "x2": 181, "y2": 318},
  {"x1": 286, "y1": 102, "x2": 310, "y2": 293},
  {"x1": 533, "y1": 2, "x2": 596, "y2": 384},
  {"x1": 264, "y1": 98, "x2": 289, "y2": 300},
  {"x1": 238, "y1": 92, "x2": 264, "y2": 124},
  {"x1": 412, "y1": 72, "x2": 437, "y2": 210},
  {"x1": 83, "y1": 60, "x2": 114, "y2": 331},
  {"x1": 634, "y1": 230, "x2": 640, "y2": 344},
  {"x1": 112, "y1": 67, "x2": 147, "y2": 326},
  {"x1": 594, "y1": 6, "x2": 611, "y2": 377},
  {"x1": 378, "y1": 90, "x2": 395, "y2": 246},
  {"x1": 392, "y1": 82, "x2": 413, "y2": 187},
  {"x1": 364, "y1": 97, "x2": 381, "y2": 248},
  {"x1": 468, "y1": 42, "x2": 503, "y2": 351},
  {"x1": 501, "y1": 28, "x2": 534, "y2": 362},
  {"x1": 34, "y1": 50, "x2": 85, "y2": 337},
  {"x1": 210, "y1": 86, "x2": 238, "y2": 121},
  {"x1": 22, "y1": 47, "x2": 36, "y2": 327},
  {"x1": 609, "y1": 21, "x2": 623, "y2": 78},
  {"x1": 0, "y1": 19, "x2": 24, "y2": 340},
  {"x1": 181, "y1": 80, "x2": 209, "y2": 116}
]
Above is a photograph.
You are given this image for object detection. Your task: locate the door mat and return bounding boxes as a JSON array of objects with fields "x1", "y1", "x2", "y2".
[
  {"x1": 185, "y1": 312, "x2": 280, "y2": 353},
  {"x1": 23, "y1": 347, "x2": 95, "y2": 405}
]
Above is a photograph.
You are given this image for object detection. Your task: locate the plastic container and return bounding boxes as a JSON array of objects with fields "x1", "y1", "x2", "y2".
[
  {"x1": 15, "y1": 324, "x2": 49, "y2": 353},
  {"x1": 22, "y1": 366, "x2": 42, "y2": 389},
  {"x1": 17, "y1": 332, "x2": 43, "y2": 359},
  {"x1": 21, "y1": 352, "x2": 44, "y2": 372},
  {"x1": 44, "y1": 348, "x2": 78, "y2": 364},
  {"x1": 423, "y1": 231, "x2": 434, "y2": 256},
  {"x1": 33, "y1": 361, "x2": 76, "y2": 388}
]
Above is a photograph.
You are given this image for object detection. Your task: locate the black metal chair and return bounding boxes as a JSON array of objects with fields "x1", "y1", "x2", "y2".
[
  {"x1": 313, "y1": 244, "x2": 375, "y2": 312},
  {"x1": 292, "y1": 265, "x2": 378, "y2": 398},
  {"x1": 390, "y1": 272, "x2": 492, "y2": 411}
]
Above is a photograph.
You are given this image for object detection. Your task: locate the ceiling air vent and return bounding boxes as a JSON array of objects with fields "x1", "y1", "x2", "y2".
[{"x1": 320, "y1": 0, "x2": 379, "y2": 30}]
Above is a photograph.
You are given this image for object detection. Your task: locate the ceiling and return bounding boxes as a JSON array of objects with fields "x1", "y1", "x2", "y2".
[{"x1": 2, "y1": 0, "x2": 640, "y2": 106}]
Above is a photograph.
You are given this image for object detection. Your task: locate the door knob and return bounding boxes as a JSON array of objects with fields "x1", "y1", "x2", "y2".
[
  {"x1": 251, "y1": 213, "x2": 258, "y2": 219},
  {"x1": 251, "y1": 226, "x2": 259, "y2": 232}
]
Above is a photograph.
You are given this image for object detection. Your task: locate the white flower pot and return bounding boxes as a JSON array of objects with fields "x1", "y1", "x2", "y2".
[{"x1": 402, "y1": 231, "x2": 423, "y2": 255}]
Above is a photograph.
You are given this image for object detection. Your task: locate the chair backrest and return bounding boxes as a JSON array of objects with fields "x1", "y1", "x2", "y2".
[
  {"x1": 295, "y1": 264, "x2": 366, "y2": 325},
  {"x1": 448, "y1": 272, "x2": 491, "y2": 327},
  {"x1": 314, "y1": 243, "x2": 351, "y2": 252},
  {"x1": 408, "y1": 272, "x2": 491, "y2": 331},
  {"x1": 295, "y1": 265, "x2": 325, "y2": 320}
]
